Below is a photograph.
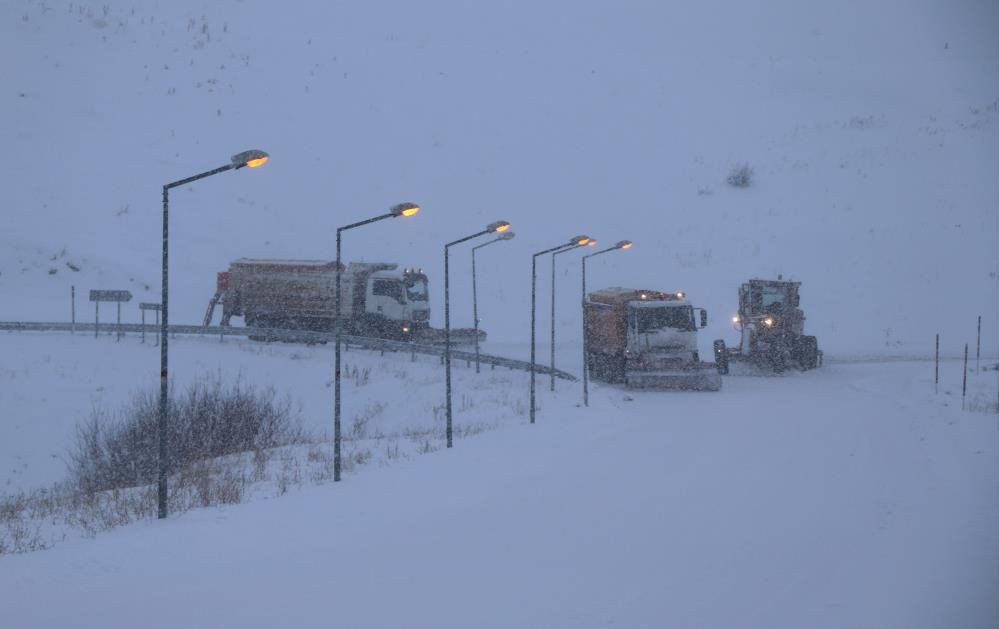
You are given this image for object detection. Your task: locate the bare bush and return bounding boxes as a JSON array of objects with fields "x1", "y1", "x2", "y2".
[
  {"x1": 0, "y1": 492, "x2": 51, "y2": 553},
  {"x1": 349, "y1": 402, "x2": 384, "y2": 440},
  {"x1": 67, "y1": 375, "x2": 304, "y2": 494},
  {"x1": 3, "y1": 365, "x2": 521, "y2": 554},
  {"x1": 726, "y1": 163, "x2": 754, "y2": 188}
]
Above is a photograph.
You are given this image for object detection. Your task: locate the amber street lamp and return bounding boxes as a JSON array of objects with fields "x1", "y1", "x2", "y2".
[
  {"x1": 158, "y1": 149, "x2": 269, "y2": 519},
  {"x1": 550, "y1": 239, "x2": 597, "y2": 391},
  {"x1": 530, "y1": 235, "x2": 591, "y2": 423},
  {"x1": 471, "y1": 231, "x2": 516, "y2": 373},
  {"x1": 444, "y1": 221, "x2": 511, "y2": 447},
  {"x1": 581, "y1": 240, "x2": 632, "y2": 407},
  {"x1": 334, "y1": 202, "x2": 420, "y2": 482}
]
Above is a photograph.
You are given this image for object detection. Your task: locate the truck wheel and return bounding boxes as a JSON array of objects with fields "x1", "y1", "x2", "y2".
[
  {"x1": 613, "y1": 354, "x2": 627, "y2": 384},
  {"x1": 247, "y1": 315, "x2": 264, "y2": 341},
  {"x1": 769, "y1": 345, "x2": 787, "y2": 373},
  {"x1": 713, "y1": 339, "x2": 729, "y2": 375},
  {"x1": 800, "y1": 336, "x2": 819, "y2": 370}
]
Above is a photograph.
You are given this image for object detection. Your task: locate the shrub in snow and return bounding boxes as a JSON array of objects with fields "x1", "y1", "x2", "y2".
[
  {"x1": 727, "y1": 163, "x2": 754, "y2": 188},
  {"x1": 67, "y1": 376, "x2": 304, "y2": 494}
]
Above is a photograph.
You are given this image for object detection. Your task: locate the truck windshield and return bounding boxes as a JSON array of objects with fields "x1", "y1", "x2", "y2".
[
  {"x1": 405, "y1": 277, "x2": 428, "y2": 302},
  {"x1": 634, "y1": 306, "x2": 695, "y2": 332},
  {"x1": 373, "y1": 279, "x2": 405, "y2": 304},
  {"x1": 760, "y1": 287, "x2": 785, "y2": 309}
]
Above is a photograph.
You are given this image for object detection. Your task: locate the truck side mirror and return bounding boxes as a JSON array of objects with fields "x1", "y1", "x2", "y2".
[{"x1": 700, "y1": 309, "x2": 707, "y2": 328}]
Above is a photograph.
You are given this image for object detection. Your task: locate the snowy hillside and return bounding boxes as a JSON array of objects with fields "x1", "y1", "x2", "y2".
[
  {"x1": 3, "y1": 1, "x2": 999, "y2": 627},
  {"x1": 3, "y1": 0, "x2": 998, "y2": 358}
]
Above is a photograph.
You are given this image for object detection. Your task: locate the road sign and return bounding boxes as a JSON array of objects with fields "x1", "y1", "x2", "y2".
[
  {"x1": 90, "y1": 290, "x2": 133, "y2": 302},
  {"x1": 139, "y1": 302, "x2": 162, "y2": 311},
  {"x1": 89, "y1": 290, "x2": 132, "y2": 340}
]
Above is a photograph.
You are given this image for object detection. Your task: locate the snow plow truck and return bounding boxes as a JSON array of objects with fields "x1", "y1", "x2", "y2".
[
  {"x1": 204, "y1": 258, "x2": 481, "y2": 344},
  {"x1": 584, "y1": 287, "x2": 723, "y2": 391},
  {"x1": 713, "y1": 277, "x2": 821, "y2": 373}
]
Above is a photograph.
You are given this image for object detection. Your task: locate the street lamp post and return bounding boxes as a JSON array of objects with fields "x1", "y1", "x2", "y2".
[
  {"x1": 550, "y1": 240, "x2": 596, "y2": 392},
  {"x1": 581, "y1": 240, "x2": 633, "y2": 407},
  {"x1": 471, "y1": 231, "x2": 515, "y2": 373},
  {"x1": 530, "y1": 235, "x2": 591, "y2": 424},
  {"x1": 158, "y1": 149, "x2": 269, "y2": 519},
  {"x1": 445, "y1": 221, "x2": 511, "y2": 447},
  {"x1": 334, "y1": 202, "x2": 420, "y2": 482}
]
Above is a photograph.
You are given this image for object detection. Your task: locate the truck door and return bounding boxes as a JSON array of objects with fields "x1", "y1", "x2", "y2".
[{"x1": 369, "y1": 278, "x2": 406, "y2": 322}]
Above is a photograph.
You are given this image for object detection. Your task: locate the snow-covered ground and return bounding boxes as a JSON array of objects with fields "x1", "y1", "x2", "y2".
[
  {"x1": 4, "y1": 0, "x2": 999, "y2": 625},
  {"x1": 1, "y1": 329, "x2": 998, "y2": 627},
  {"x1": 0, "y1": 332, "x2": 542, "y2": 493}
]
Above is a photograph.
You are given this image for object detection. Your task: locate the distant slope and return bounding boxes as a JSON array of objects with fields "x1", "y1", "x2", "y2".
[{"x1": 3, "y1": 0, "x2": 998, "y2": 357}]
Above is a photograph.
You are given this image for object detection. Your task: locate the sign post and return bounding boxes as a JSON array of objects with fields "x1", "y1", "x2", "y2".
[
  {"x1": 140, "y1": 302, "x2": 162, "y2": 344},
  {"x1": 90, "y1": 290, "x2": 133, "y2": 341}
]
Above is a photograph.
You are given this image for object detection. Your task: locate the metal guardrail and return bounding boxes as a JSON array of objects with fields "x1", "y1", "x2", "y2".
[{"x1": 0, "y1": 321, "x2": 578, "y2": 381}]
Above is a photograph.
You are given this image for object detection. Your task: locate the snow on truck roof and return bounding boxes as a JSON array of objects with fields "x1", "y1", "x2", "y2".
[
  {"x1": 587, "y1": 287, "x2": 689, "y2": 306},
  {"x1": 231, "y1": 258, "x2": 340, "y2": 269},
  {"x1": 226, "y1": 260, "x2": 419, "y2": 278},
  {"x1": 748, "y1": 278, "x2": 800, "y2": 288}
]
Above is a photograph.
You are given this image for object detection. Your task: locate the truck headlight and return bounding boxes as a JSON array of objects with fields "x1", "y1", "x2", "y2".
[{"x1": 763, "y1": 317, "x2": 774, "y2": 327}]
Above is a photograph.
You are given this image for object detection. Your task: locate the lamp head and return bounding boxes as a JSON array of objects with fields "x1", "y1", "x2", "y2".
[
  {"x1": 488, "y1": 220, "x2": 511, "y2": 233},
  {"x1": 586, "y1": 240, "x2": 597, "y2": 247},
  {"x1": 617, "y1": 240, "x2": 633, "y2": 250},
  {"x1": 231, "y1": 149, "x2": 269, "y2": 169},
  {"x1": 498, "y1": 231, "x2": 516, "y2": 241},
  {"x1": 391, "y1": 202, "x2": 421, "y2": 217},
  {"x1": 571, "y1": 235, "x2": 592, "y2": 246}
]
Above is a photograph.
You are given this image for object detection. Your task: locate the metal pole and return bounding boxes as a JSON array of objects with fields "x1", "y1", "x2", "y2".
[
  {"x1": 94, "y1": 301, "x2": 99, "y2": 339},
  {"x1": 334, "y1": 228, "x2": 342, "y2": 482},
  {"x1": 71, "y1": 286, "x2": 75, "y2": 334},
  {"x1": 549, "y1": 245, "x2": 584, "y2": 393},
  {"x1": 578, "y1": 243, "x2": 626, "y2": 405},
  {"x1": 158, "y1": 185, "x2": 169, "y2": 519},
  {"x1": 470, "y1": 236, "x2": 509, "y2": 374},
  {"x1": 443, "y1": 229, "x2": 493, "y2": 444},
  {"x1": 582, "y1": 256, "x2": 589, "y2": 406},
  {"x1": 530, "y1": 254, "x2": 537, "y2": 424},
  {"x1": 331, "y1": 208, "x2": 412, "y2": 476},
  {"x1": 529, "y1": 241, "x2": 578, "y2": 423},
  {"x1": 935, "y1": 333, "x2": 939, "y2": 394},
  {"x1": 976, "y1": 315, "x2": 981, "y2": 374},
  {"x1": 442, "y1": 228, "x2": 494, "y2": 443},
  {"x1": 155, "y1": 309, "x2": 160, "y2": 347},
  {"x1": 472, "y1": 246, "x2": 480, "y2": 374},
  {"x1": 550, "y1": 251, "x2": 556, "y2": 392},
  {"x1": 155, "y1": 161, "x2": 240, "y2": 519},
  {"x1": 445, "y1": 244, "x2": 453, "y2": 447},
  {"x1": 962, "y1": 343, "x2": 968, "y2": 410}
]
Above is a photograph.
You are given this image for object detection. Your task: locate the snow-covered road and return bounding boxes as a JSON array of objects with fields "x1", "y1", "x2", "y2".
[{"x1": 1, "y1": 332, "x2": 996, "y2": 628}]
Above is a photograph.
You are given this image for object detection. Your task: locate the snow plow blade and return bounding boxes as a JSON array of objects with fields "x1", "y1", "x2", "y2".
[{"x1": 625, "y1": 368, "x2": 722, "y2": 391}]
